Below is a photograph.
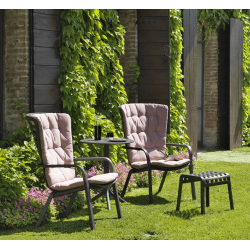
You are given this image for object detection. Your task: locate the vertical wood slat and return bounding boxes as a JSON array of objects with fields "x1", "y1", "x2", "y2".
[
  {"x1": 137, "y1": 9, "x2": 170, "y2": 133},
  {"x1": 31, "y1": 9, "x2": 62, "y2": 113},
  {"x1": 183, "y1": 9, "x2": 198, "y2": 156},
  {"x1": 0, "y1": 10, "x2": 4, "y2": 139},
  {"x1": 218, "y1": 24, "x2": 230, "y2": 149},
  {"x1": 229, "y1": 18, "x2": 243, "y2": 150}
]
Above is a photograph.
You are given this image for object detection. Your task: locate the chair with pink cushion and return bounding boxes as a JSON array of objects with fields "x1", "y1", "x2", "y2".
[
  {"x1": 27, "y1": 113, "x2": 122, "y2": 230},
  {"x1": 119, "y1": 103, "x2": 196, "y2": 204}
]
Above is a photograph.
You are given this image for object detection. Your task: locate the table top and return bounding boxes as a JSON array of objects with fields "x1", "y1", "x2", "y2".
[{"x1": 80, "y1": 138, "x2": 134, "y2": 145}]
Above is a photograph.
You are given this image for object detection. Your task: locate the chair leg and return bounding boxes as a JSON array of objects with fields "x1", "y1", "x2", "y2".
[
  {"x1": 158, "y1": 171, "x2": 167, "y2": 193},
  {"x1": 105, "y1": 187, "x2": 111, "y2": 210},
  {"x1": 227, "y1": 178, "x2": 234, "y2": 210},
  {"x1": 148, "y1": 168, "x2": 153, "y2": 204},
  {"x1": 112, "y1": 183, "x2": 122, "y2": 219},
  {"x1": 121, "y1": 170, "x2": 133, "y2": 198},
  {"x1": 36, "y1": 192, "x2": 55, "y2": 227},
  {"x1": 85, "y1": 187, "x2": 95, "y2": 230},
  {"x1": 176, "y1": 176, "x2": 183, "y2": 211},
  {"x1": 65, "y1": 192, "x2": 77, "y2": 217}
]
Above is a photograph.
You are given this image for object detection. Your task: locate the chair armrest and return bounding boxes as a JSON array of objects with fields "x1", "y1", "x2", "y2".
[
  {"x1": 165, "y1": 143, "x2": 193, "y2": 166},
  {"x1": 74, "y1": 157, "x2": 115, "y2": 172},
  {"x1": 122, "y1": 146, "x2": 151, "y2": 169}
]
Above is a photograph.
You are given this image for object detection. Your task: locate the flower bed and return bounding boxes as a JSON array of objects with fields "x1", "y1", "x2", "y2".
[{"x1": 0, "y1": 187, "x2": 84, "y2": 228}]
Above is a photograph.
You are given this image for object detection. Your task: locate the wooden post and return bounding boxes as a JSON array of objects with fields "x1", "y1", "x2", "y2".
[{"x1": 183, "y1": 9, "x2": 198, "y2": 156}]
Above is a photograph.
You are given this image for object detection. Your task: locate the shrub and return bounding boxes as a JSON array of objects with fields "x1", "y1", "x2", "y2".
[{"x1": 0, "y1": 141, "x2": 44, "y2": 204}]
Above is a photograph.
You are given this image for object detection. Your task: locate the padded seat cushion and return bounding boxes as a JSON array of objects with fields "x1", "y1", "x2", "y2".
[
  {"x1": 50, "y1": 173, "x2": 118, "y2": 191},
  {"x1": 131, "y1": 159, "x2": 190, "y2": 169},
  {"x1": 88, "y1": 173, "x2": 118, "y2": 184}
]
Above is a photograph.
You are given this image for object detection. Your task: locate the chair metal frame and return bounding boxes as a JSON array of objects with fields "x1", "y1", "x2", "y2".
[
  {"x1": 27, "y1": 114, "x2": 122, "y2": 230},
  {"x1": 119, "y1": 105, "x2": 196, "y2": 204}
]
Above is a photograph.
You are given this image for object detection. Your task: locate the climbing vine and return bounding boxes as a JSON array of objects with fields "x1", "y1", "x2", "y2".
[
  {"x1": 198, "y1": 9, "x2": 250, "y2": 146},
  {"x1": 59, "y1": 10, "x2": 128, "y2": 164},
  {"x1": 168, "y1": 9, "x2": 189, "y2": 152}
]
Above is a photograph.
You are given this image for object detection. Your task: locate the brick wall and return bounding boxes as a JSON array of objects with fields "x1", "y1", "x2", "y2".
[
  {"x1": 203, "y1": 30, "x2": 219, "y2": 148},
  {"x1": 119, "y1": 10, "x2": 138, "y2": 103},
  {"x1": 3, "y1": 9, "x2": 30, "y2": 134}
]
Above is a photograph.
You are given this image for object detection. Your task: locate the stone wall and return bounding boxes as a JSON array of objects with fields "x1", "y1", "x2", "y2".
[
  {"x1": 203, "y1": 30, "x2": 219, "y2": 148},
  {"x1": 3, "y1": 9, "x2": 30, "y2": 134},
  {"x1": 118, "y1": 10, "x2": 138, "y2": 103}
]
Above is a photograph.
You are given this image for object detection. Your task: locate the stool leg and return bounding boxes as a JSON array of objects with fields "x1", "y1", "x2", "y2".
[
  {"x1": 227, "y1": 178, "x2": 234, "y2": 210},
  {"x1": 206, "y1": 186, "x2": 210, "y2": 207},
  {"x1": 191, "y1": 182, "x2": 196, "y2": 200},
  {"x1": 176, "y1": 176, "x2": 183, "y2": 211},
  {"x1": 189, "y1": 166, "x2": 196, "y2": 200},
  {"x1": 201, "y1": 182, "x2": 205, "y2": 214}
]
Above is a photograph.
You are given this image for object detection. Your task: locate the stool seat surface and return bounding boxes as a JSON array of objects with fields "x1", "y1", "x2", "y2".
[{"x1": 182, "y1": 171, "x2": 230, "y2": 181}]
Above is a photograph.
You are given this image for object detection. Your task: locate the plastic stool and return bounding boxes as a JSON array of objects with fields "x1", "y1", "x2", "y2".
[{"x1": 176, "y1": 171, "x2": 234, "y2": 214}]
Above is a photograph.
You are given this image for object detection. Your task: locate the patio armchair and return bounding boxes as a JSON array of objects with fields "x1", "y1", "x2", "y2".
[
  {"x1": 119, "y1": 103, "x2": 196, "y2": 204},
  {"x1": 26, "y1": 113, "x2": 122, "y2": 230}
]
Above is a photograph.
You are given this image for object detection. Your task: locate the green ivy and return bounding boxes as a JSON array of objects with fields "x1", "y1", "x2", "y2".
[
  {"x1": 59, "y1": 10, "x2": 128, "y2": 164},
  {"x1": 168, "y1": 10, "x2": 189, "y2": 153},
  {"x1": 198, "y1": 9, "x2": 250, "y2": 146}
]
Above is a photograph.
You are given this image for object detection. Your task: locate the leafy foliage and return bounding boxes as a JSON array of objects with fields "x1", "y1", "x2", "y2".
[
  {"x1": 198, "y1": 9, "x2": 250, "y2": 146},
  {"x1": 0, "y1": 141, "x2": 44, "y2": 203},
  {"x1": 168, "y1": 10, "x2": 189, "y2": 154},
  {"x1": 59, "y1": 10, "x2": 128, "y2": 164}
]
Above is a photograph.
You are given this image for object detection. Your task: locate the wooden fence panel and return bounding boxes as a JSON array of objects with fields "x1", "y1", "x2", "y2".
[
  {"x1": 31, "y1": 10, "x2": 62, "y2": 113},
  {"x1": 137, "y1": 9, "x2": 170, "y2": 132},
  {"x1": 0, "y1": 10, "x2": 4, "y2": 139}
]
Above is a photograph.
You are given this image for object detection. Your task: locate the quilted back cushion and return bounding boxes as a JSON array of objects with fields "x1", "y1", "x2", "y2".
[
  {"x1": 120, "y1": 103, "x2": 168, "y2": 164},
  {"x1": 29, "y1": 113, "x2": 75, "y2": 188}
]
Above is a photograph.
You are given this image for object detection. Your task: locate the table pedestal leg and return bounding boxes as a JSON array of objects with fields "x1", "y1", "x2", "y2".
[
  {"x1": 104, "y1": 145, "x2": 127, "y2": 206},
  {"x1": 104, "y1": 145, "x2": 111, "y2": 209}
]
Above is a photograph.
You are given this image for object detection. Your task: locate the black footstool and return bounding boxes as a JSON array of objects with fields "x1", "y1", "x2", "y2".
[{"x1": 176, "y1": 171, "x2": 234, "y2": 214}]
